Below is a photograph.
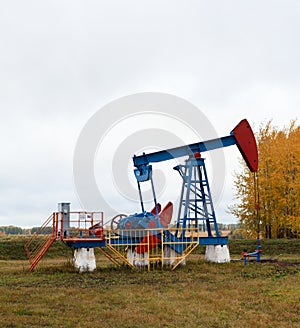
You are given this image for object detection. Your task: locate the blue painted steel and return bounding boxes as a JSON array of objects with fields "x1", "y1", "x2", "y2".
[
  {"x1": 134, "y1": 165, "x2": 161, "y2": 218},
  {"x1": 242, "y1": 242, "x2": 262, "y2": 265},
  {"x1": 133, "y1": 135, "x2": 236, "y2": 168},
  {"x1": 117, "y1": 211, "x2": 165, "y2": 236},
  {"x1": 65, "y1": 235, "x2": 228, "y2": 251},
  {"x1": 108, "y1": 233, "x2": 228, "y2": 254},
  {"x1": 134, "y1": 164, "x2": 153, "y2": 182},
  {"x1": 66, "y1": 240, "x2": 106, "y2": 248},
  {"x1": 256, "y1": 244, "x2": 261, "y2": 262},
  {"x1": 163, "y1": 230, "x2": 191, "y2": 253},
  {"x1": 199, "y1": 236, "x2": 228, "y2": 245},
  {"x1": 175, "y1": 157, "x2": 220, "y2": 238},
  {"x1": 109, "y1": 236, "x2": 144, "y2": 246}
]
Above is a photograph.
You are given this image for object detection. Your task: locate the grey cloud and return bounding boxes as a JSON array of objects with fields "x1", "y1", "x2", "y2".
[{"x1": 0, "y1": 1, "x2": 299, "y2": 226}]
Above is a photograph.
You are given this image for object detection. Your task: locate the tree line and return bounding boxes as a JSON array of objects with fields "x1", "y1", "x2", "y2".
[
  {"x1": 0, "y1": 226, "x2": 52, "y2": 235},
  {"x1": 0, "y1": 224, "x2": 241, "y2": 236}
]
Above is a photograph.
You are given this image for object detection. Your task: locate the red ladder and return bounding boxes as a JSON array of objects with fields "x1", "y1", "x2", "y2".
[{"x1": 24, "y1": 213, "x2": 58, "y2": 271}]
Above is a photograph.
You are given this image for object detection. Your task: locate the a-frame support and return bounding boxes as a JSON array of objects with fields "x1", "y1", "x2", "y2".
[{"x1": 174, "y1": 154, "x2": 220, "y2": 238}]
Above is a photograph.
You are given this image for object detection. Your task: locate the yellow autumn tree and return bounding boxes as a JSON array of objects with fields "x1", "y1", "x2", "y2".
[{"x1": 230, "y1": 120, "x2": 300, "y2": 238}]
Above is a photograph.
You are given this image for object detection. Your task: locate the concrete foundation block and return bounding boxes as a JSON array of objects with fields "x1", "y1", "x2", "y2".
[
  {"x1": 73, "y1": 248, "x2": 96, "y2": 272},
  {"x1": 205, "y1": 245, "x2": 230, "y2": 263}
]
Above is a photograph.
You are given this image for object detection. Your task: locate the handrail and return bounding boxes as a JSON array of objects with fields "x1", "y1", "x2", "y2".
[
  {"x1": 24, "y1": 211, "x2": 104, "y2": 271},
  {"x1": 24, "y1": 213, "x2": 55, "y2": 258}
]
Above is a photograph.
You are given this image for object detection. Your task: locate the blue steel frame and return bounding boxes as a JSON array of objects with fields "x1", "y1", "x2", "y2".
[
  {"x1": 133, "y1": 135, "x2": 236, "y2": 168},
  {"x1": 65, "y1": 240, "x2": 106, "y2": 249},
  {"x1": 130, "y1": 134, "x2": 238, "y2": 247},
  {"x1": 174, "y1": 157, "x2": 220, "y2": 238}
]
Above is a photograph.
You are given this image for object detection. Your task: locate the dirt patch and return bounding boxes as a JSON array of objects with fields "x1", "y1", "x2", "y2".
[{"x1": 276, "y1": 261, "x2": 300, "y2": 267}]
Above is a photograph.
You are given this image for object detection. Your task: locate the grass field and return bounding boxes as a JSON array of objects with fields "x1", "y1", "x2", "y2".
[{"x1": 0, "y1": 237, "x2": 299, "y2": 328}]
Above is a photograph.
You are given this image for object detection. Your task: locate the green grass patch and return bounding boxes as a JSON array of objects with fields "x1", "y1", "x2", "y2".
[
  {"x1": 0, "y1": 257, "x2": 299, "y2": 328},
  {"x1": 0, "y1": 237, "x2": 299, "y2": 327},
  {"x1": 0, "y1": 235, "x2": 69, "y2": 260}
]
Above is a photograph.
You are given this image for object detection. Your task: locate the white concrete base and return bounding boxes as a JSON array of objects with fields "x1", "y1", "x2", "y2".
[
  {"x1": 127, "y1": 248, "x2": 148, "y2": 266},
  {"x1": 73, "y1": 248, "x2": 96, "y2": 272},
  {"x1": 163, "y1": 246, "x2": 186, "y2": 266},
  {"x1": 127, "y1": 246, "x2": 186, "y2": 267},
  {"x1": 205, "y1": 245, "x2": 230, "y2": 263}
]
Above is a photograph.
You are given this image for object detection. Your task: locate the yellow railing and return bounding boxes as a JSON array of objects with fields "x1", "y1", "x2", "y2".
[
  {"x1": 103, "y1": 227, "x2": 202, "y2": 271},
  {"x1": 24, "y1": 213, "x2": 218, "y2": 271}
]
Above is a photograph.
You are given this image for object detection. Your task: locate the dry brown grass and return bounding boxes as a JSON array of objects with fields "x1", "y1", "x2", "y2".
[{"x1": 0, "y1": 253, "x2": 299, "y2": 328}]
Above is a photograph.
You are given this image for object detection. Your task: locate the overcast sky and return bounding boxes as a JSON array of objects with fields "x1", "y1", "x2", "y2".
[{"x1": 0, "y1": 1, "x2": 299, "y2": 227}]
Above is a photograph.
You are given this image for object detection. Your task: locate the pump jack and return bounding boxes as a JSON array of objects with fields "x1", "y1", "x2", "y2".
[{"x1": 112, "y1": 119, "x2": 258, "y2": 253}]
